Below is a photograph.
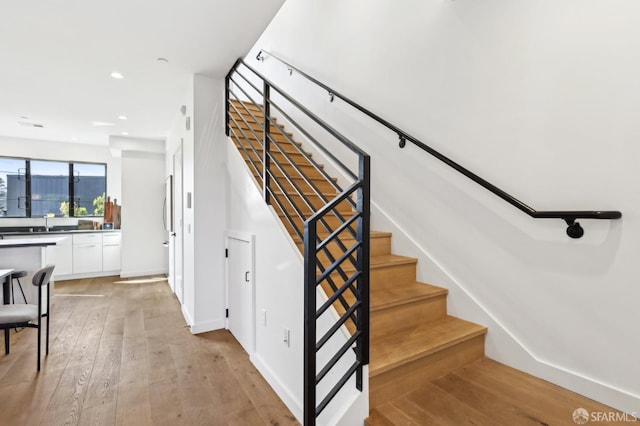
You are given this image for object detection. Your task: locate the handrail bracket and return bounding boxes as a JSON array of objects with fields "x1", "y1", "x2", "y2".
[
  {"x1": 398, "y1": 134, "x2": 406, "y2": 148},
  {"x1": 564, "y1": 218, "x2": 584, "y2": 239}
]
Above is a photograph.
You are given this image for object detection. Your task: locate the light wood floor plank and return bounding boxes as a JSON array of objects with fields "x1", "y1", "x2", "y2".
[{"x1": 0, "y1": 276, "x2": 298, "y2": 425}]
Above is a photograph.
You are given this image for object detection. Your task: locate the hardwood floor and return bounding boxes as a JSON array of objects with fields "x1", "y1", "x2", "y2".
[
  {"x1": 368, "y1": 358, "x2": 636, "y2": 425},
  {"x1": 0, "y1": 276, "x2": 299, "y2": 426}
]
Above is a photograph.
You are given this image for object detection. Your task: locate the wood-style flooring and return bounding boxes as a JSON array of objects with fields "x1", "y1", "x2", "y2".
[
  {"x1": 0, "y1": 276, "x2": 299, "y2": 426},
  {"x1": 369, "y1": 358, "x2": 636, "y2": 426}
]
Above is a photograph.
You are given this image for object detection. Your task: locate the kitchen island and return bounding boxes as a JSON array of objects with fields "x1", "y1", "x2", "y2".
[{"x1": 0, "y1": 237, "x2": 61, "y2": 305}]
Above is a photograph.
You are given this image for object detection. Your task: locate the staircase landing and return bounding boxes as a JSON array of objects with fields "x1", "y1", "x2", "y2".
[{"x1": 367, "y1": 358, "x2": 626, "y2": 425}]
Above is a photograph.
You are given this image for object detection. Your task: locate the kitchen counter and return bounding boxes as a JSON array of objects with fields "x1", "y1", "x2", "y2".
[
  {"x1": 0, "y1": 236, "x2": 62, "y2": 305},
  {"x1": 0, "y1": 229, "x2": 120, "y2": 237},
  {"x1": 0, "y1": 236, "x2": 64, "y2": 248}
]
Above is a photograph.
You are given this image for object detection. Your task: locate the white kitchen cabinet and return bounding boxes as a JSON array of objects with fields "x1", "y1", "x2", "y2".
[
  {"x1": 102, "y1": 232, "x2": 121, "y2": 272},
  {"x1": 47, "y1": 235, "x2": 72, "y2": 276},
  {"x1": 72, "y1": 233, "x2": 103, "y2": 274}
]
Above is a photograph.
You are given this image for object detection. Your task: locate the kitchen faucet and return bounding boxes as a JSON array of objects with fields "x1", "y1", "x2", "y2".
[{"x1": 44, "y1": 215, "x2": 49, "y2": 232}]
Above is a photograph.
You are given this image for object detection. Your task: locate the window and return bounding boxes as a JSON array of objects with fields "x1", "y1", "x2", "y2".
[
  {"x1": 0, "y1": 156, "x2": 106, "y2": 218},
  {"x1": 31, "y1": 160, "x2": 70, "y2": 217},
  {"x1": 0, "y1": 157, "x2": 27, "y2": 217},
  {"x1": 73, "y1": 163, "x2": 106, "y2": 217}
]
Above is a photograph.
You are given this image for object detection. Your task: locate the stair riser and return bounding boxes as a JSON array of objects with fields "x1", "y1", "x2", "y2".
[
  {"x1": 230, "y1": 131, "x2": 300, "y2": 151},
  {"x1": 273, "y1": 176, "x2": 338, "y2": 195},
  {"x1": 234, "y1": 141, "x2": 310, "y2": 162},
  {"x1": 370, "y1": 262, "x2": 417, "y2": 289},
  {"x1": 271, "y1": 195, "x2": 353, "y2": 217},
  {"x1": 371, "y1": 295, "x2": 447, "y2": 340},
  {"x1": 231, "y1": 132, "x2": 301, "y2": 151},
  {"x1": 231, "y1": 120, "x2": 288, "y2": 136},
  {"x1": 370, "y1": 334, "x2": 485, "y2": 407},
  {"x1": 319, "y1": 262, "x2": 416, "y2": 296},
  {"x1": 242, "y1": 161, "x2": 336, "y2": 192},
  {"x1": 229, "y1": 109, "x2": 264, "y2": 120},
  {"x1": 276, "y1": 212, "x2": 348, "y2": 238},
  {"x1": 297, "y1": 234, "x2": 391, "y2": 260},
  {"x1": 240, "y1": 155, "x2": 321, "y2": 176},
  {"x1": 229, "y1": 100, "x2": 263, "y2": 113}
]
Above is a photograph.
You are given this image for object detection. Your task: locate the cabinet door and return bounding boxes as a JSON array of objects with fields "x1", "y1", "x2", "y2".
[
  {"x1": 49, "y1": 235, "x2": 72, "y2": 276},
  {"x1": 102, "y1": 232, "x2": 121, "y2": 272},
  {"x1": 73, "y1": 233, "x2": 103, "y2": 274}
]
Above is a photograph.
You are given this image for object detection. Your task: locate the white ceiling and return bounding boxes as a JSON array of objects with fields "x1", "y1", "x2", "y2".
[{"x1": 0, "y1": 0, "x2": 284, "y2": 146}]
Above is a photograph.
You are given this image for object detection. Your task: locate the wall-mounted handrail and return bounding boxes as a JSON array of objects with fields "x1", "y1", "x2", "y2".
[{"x1": 256, "y1": 50, "x2": 622, "y2": 238}]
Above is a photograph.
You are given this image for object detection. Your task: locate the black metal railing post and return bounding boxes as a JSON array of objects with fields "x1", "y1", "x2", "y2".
[
  {"x1": 263, "y1": 82, "x2": 271, "y2": 204},
  {"x1": 225, "y1": 75, "x2": 230, "y2": 137},
  {"x1": 303, "y1": 218, "x2": 318, "y2": 426},
  {"x1": 357, "y1": 155, "x2": 371, "y2": 370}
]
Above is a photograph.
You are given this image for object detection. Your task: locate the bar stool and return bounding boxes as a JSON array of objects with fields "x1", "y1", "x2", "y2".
[{"x1": 11, "y1": 270, "x2": 28, "y2": 304}]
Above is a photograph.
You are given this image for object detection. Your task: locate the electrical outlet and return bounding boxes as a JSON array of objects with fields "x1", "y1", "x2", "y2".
[
  {"x1": 283, "y1": 328, "x2": 290, "y2": 347},
  {"x1": 261, "y1": 309, "x2": 267, "y2": 326}
]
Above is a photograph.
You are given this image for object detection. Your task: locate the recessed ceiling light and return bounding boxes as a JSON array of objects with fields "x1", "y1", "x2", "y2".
[
  {"x1": 110, "y1": 72, "x2": 124, "y2": 79},
  {"x1": 71, "y1": 137, "x2": 78, "y2": 141},
  {"x1": 91, "y1": 121, "x2": 115, "y2": 127},
  {"x1": 121, "y1": 132, "x2": 129, "y2": 136},
  {"x1": 118, "y1": 115, "x2": 128, "y2": 120},
  {"x1": 18, "y1": 121, "x2": 44, "y2": 128},
  {"x1": 157, "y1": 57, "x2": 168, "y2": 63}
]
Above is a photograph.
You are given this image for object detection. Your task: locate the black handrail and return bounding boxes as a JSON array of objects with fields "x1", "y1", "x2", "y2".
[
  {"x1": 256, "y1": 50, "x2": 622, "y2": 238},
  {"x1": 226, "y1": 58, "x2": 370, "y2": 426}
]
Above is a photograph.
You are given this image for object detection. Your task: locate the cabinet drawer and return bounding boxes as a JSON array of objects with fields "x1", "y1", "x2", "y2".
[
  {"x1": 73, "y1": 233, "x2": 103, "y2": 245},
  {"x1": 102, "y1": 233, "x2": 121, "y2": 245}
]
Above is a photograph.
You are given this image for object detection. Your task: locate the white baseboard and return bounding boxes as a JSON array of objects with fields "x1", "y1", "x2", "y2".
[
  {"x1": 181, "y1": 304, "x2": 194, "y2": 327},
  {"x1": 190, "y1": 318, "x2": 225, "y2": 334},
  {"x1": 56, "y1": 271, "x2": 120, "y2": 280},
  {"x1": 119, "y1": 268, "x2": 167, "y2": 278},
  {"x1": 251, "y1": 353, "x2": 302, "y2": 422}
]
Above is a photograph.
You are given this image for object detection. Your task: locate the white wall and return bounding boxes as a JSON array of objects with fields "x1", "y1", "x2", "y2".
[
  {"x1": 192, "y1": 74, "x2": 228, "y2": 332},
  {"x1": 120, "y1": 150, "x2": 167, "y2": 277},
  {"x1": 226, "y1": 137, "x2": 367, "y2": 425},
  {"x1": 165, "y1": 74, "x2": 228, "y2": 333},
  {"x1": 248, "y1": 0, "x2": 640, "y2": 414}
]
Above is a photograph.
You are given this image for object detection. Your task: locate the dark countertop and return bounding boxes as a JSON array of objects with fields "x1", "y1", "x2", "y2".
[
  {"x1": 0, "y1": 229, "x2": 121, "y2": 237},
  {"x1": 0, "y1": 236, "x2": 64, "y2": 248}
]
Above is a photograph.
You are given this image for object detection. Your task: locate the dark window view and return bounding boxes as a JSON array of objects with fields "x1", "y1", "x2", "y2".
[
  {"x1": 0, "y1": 156, "x2": 106, "y2": 218},
  {"x1": 0, "y1": 157, "x2": 27, "y2": 217},
  {"x1": 31, "y1": 160, "x2": 70, "y2": 217},
  {"x1": 74, "y1": 163, "x2": 106, "y2": 217}
]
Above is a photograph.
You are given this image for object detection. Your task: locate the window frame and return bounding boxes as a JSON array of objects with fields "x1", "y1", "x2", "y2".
[{"x1": 0, "y1": 155, "x2": 107, "y2": 218}]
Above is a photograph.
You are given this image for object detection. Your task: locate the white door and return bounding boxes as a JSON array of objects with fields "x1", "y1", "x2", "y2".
[
  {"x1": 226, "y1": 233, "x2": 255, "y2": 354},
  {"x1": 173, "y1": 143, "x2": 184, "y2": 303}
]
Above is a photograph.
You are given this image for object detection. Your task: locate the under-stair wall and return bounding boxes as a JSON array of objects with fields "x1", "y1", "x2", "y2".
[
  {"x1": 246, "y1": 0, "x2": 638, "y2": 414},
  {"x1": 226, "y1": 133, "x2": 369, "y2": 425}
]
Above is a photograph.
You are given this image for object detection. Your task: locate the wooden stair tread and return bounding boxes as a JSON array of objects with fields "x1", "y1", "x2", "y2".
[
  {"x1": 364, "y1": 409, "x2": 395, "y2": 426},
  {"x1": 371, "y1": 282, "x2": 447, "y2": 311},
  {"x1": 292, "y1": 230, "x2": 391, "y2": 244},
  {"x1": 330, "y1": 254, "x2": 416, "y2": 276},
  {"x1": 370, "y1": 254, "x2": 417, "y2": 269},
  {"x1": 370, "y1": 316, "x2": 487, "y2": 377}
]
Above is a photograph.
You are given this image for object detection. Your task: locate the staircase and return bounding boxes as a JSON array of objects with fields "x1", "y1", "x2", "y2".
[{"x1": 228, "y1": 100, "x2": 487, "y2": 423}]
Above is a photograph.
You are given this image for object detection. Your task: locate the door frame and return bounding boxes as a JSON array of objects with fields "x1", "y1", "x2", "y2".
[
  {"x1": 225, "y1": 230, "x2": 256, "y2": 354},
  {"x1": 172, "y1": 142, "x2": 184, "y2": 304}
]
